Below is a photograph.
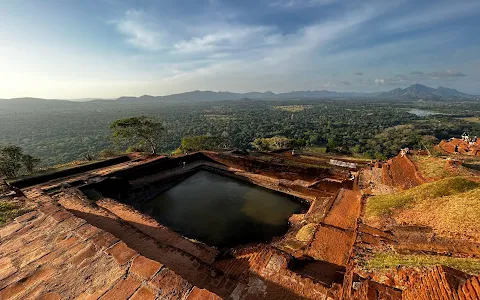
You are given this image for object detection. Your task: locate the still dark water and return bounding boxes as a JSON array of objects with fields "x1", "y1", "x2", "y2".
[{"x1": 142, "y1": 170, "x2": 306, "y2": 248}]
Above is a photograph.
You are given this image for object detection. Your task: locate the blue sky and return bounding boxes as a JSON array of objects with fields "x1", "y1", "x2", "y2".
[{"x1": 1, "y1": 0, "x2": 479, "y2": 98}]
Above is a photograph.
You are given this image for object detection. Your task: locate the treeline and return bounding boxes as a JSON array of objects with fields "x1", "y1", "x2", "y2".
[{"x1": 0, "y1": 99, "x2": 479, "y2": 167}]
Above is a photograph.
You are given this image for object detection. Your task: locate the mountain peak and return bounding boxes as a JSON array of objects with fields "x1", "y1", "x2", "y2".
[
  {"x1": 406, "y1": 84, "x2": 433, "y2": 91},
  {"x1": 381, "y1": 84, "x2": 474, "y2": 99}
]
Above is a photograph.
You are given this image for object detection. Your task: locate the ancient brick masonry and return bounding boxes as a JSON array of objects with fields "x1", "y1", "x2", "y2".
[
  {"x1": 3, "y1": 151, "x2": 480, "y2": 299},
  {"x1": 0, "y1": 197, "x2": 221, "y2": 299},
  {"x1": 341, "y1": 261, "x2": 480, "y2": 299},
  {"x1": 402, "y1": 266, "x2": 480, "y2": 300},
  {"x1": 350, "y1": 279, "x2": 402, "y2": 300}
]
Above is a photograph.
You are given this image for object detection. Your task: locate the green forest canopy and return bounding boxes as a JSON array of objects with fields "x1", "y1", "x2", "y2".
[{"x1": 0, "y1": 98, "x2": 478, "y2": 167}]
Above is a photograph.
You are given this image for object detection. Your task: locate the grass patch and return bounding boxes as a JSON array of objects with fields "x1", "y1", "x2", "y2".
[
  {"x1": 411, "y1": 155, "x2": 474, "y2": 179},
  {"x1": 0, "y1": 200, "x2": 29, "y2": 224},
  {"x1": 426, "y1": 187, "x2": 480, "y2": 235},
  {"x1": 365, "y1": 177, "x2": 479, "y2": 218},
  {"x1": 366, "y1": 252, "x2": 480, "y2": 274},
  {"x1": 459, "y1": 117, "x2": 480, "y2": 124},
  {"x1": 296, "y1": 223, "x2": 317, "y2": 242}
]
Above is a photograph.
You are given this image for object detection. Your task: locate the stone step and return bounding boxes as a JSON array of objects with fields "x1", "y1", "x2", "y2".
[
  {"x1": 96, "y1": 198, "x2": 219, "y2": 264},
  {"x1": 57, "y1": 192, "x2": 238, "y2": 298}
]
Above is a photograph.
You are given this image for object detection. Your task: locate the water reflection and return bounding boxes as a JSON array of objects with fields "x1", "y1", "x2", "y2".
[
  {"x1": 408, "y1": 108, "x2": 439, "y2": 117},
  {"x1": 142, "y1": 170, "x2": 306, "y2": 248}
]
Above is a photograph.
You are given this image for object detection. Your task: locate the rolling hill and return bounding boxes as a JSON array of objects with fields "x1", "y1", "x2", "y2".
[{"x1": 1, "y1": 85, "x2": 477, "y2": 112}]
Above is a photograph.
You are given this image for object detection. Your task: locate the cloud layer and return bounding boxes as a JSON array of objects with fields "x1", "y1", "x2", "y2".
[
  {"x1": 374, "y1": 70, "x2": 467, "y2": 86},
  {"x1": 112, "y1": 10, "x2": 163, "y2": 51},
  {"x1": 1, "y1": 0, "x2": 479, "y2": 98}
]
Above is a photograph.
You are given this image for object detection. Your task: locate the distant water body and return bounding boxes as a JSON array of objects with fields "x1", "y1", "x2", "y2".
[{"x1": 408, "y1": 109, "x2": 440, "y2": 117}]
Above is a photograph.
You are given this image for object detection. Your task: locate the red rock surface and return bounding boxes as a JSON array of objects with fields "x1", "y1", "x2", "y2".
[
  {"x1": 3, "y1": 151, "x2": 480, "y2": 299},
  {"x1": 439, "y1": 138, "x2": 480, "y2": 156},
  {"x1": 382, "y1": 154, "x2": 425, "y2": 190}
]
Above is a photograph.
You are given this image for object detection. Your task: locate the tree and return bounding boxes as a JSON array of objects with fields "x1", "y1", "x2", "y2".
[
  {"x1": 0, "y1": 146, "x2": 24, "y2": 178},
  {"x1": 22, "y1": 154, "x2": 40, "y2": 174},
  {"x1": 179, "y1": 136, "x2": 227, "y2": 152},
  {"x1": 420, "y1": 135, "x2": 438, "y2": 149},
  {"x1": 326, "y1": 138, "x2": 337, "y2": 153},
  {"x1": 366, "y1": 125, "x2": 422, "y2": 158},
  {"x1": 0, "y1": 146, "x2": 40, "y2": 178},
  {"x1": 110, "y1": 116, "x2": 163, "y2": 155},
  {"x1": 251, "y1": 136, "x2": 299, "y2": 152}
]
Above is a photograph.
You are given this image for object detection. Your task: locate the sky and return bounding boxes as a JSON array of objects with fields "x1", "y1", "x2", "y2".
[{"x1": 1, "y1": 0, "x2": 479, "y2": 99}]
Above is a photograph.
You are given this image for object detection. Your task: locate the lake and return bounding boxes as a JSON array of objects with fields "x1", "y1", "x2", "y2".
[{"x1": 408, "y1": 108, "x2": 440, "y2": 117}]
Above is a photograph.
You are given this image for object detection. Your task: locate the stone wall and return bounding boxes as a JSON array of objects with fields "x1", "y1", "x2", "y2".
[
  {"x1": 203, "y1": 152, "x2": 340, "y2": 181},
  {"x1": 8, "y1": 155, "x2": 131, "y2": 189}
]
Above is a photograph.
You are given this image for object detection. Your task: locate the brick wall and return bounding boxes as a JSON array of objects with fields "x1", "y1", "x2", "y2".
[
  {"x1": 402, "y1": 266, "x2": 478, "y2": 300},
  {"x1": 350, "y1": 280, "x2": 402, "y2": 300}
]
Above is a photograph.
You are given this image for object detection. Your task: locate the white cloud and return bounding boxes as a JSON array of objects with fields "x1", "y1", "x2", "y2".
[
  {"x1": 3, "y1": 0, "x2": 479, "y2": 98},
  {"x1": 112, "y1": 10, "x2": 163, "y2": 51},
  {"x1": 173, "y1": 26, "x2": 278, "y2": 54},
  {"x1": 134, "y1": 2, "x2": 407, "y2": 93},
  {"x1": 430, "y1": 70, "x2": 466, "y2": 78},
  {"x1": 323, "y1": 82, "x2": 334, "y2": 88},
  {"x1": 323, "y1": 81, "x2": 350, "y2": 88}
]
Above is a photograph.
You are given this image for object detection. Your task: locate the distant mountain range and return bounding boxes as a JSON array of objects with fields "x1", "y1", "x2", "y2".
[
  {"x1": 110, "y1": 89, "x2": 372, "y2": 103},
  {"x1": 1, "y1": 85, "x2": 478, "y2": 108}
]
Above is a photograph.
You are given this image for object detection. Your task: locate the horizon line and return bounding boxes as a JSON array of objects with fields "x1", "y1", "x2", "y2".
[{"x1": 1, "y1": 83, "x2": 476, "y2": 101}]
